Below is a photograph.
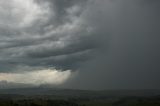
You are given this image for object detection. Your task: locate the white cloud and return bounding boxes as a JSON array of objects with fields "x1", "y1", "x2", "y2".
[
  {"x1": 0, "y1": 69, "x2": 72, "y2": 85},
  {"x1": 0, "y1": 0, "x2": 50, "y2": 28}
]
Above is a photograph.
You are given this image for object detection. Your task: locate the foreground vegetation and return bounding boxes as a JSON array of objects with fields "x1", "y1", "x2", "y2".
[
  {"x1": 0, "y1": 99, "x2": 83, "y2": 106},
  {"x1": 80, "y1": 96, "x2": 160, "y2": 106},
  {"x1": 0, "y1": 89, "x2": 160, "y2": 106},
  {"x1": 0, "y1": 96, "x2": 160, "y2": 106}
]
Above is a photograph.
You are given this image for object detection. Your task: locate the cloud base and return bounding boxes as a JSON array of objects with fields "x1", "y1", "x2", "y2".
[{"x1": 0, "y1": 69, "x2": 72, "y2": 85}]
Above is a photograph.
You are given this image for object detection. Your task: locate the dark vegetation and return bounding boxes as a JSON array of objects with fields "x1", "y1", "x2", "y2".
[
  {"x1": 0, "y1": 88, "x2": 160, "y2": 106},
  {"x1": 0, "y1": 96, "x2": 160, "y2": 106},
  {"x1": 0, "y1": 99, "x2": 82, "y2": 106}
]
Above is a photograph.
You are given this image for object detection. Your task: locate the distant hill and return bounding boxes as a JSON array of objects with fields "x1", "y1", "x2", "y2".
[{"x1": 0, "y1": 87, "x2": 160, "y2": 99}]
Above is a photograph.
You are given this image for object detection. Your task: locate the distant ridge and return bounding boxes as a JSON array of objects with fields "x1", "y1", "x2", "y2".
[{"x1": 0, "y1": 87, "x2": 160, "y2": 99}]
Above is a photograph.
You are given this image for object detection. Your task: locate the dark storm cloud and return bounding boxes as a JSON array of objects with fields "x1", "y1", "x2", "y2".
[
  {"x1": 0, "y1": 0, "x2": 93, "y2": 72},
  {"x1": 0, "y1": 0, "x2": 160, "y2": 89},
  {"x1": 45, "y1": 0, "x2": 87, "y2": 25},
  {"x1": 64, "y1": 0, "x2": 160, "y2": 90},
  {"x1": 26, "y1": 35, "x2": 96, "y2": 58}
]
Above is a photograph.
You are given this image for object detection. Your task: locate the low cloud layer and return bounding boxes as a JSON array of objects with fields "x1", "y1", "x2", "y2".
[{"x1": 0, "y1": 69, "x2": 72, "y2": 85}]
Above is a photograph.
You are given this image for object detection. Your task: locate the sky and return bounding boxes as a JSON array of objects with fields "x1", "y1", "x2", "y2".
[{"x1": 0, "y1": 0, "x2": 160, "y2": 90}]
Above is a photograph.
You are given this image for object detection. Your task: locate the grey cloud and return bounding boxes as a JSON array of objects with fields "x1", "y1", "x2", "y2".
[
  {"x1": 26, "y1": 35, "x2": 96, "y2": 58},
  {"x1": 0, "y1": 0, "x2": 160, "y2": 89},
  {"x1": 63, "y1": 0, "x2": 160, "y2": 90},
  {"x1": 0, "y1": 0, "x2": 92, "y2": 72}
]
